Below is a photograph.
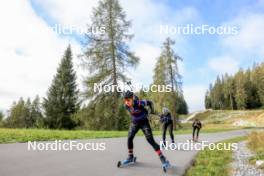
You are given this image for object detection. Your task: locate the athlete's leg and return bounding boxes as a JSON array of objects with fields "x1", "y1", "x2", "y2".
[
  {"x1": 141, "y1": 120, "x2": 169, "y2": 164},
  {"x1": 162, "y1": 122, "x2": 168, "y2": 144},
  {"x1": 168, "y1": 122, "x2": 174, "y2": 143},
  {"x1": 141, "y1": 121, "x2": 160, "y2": 151},
  {"x1": 127, "y1": 123, "x2": 140, "y2": 157},
  {"x1": 192, "y1": 127, "x2": 196, "y2": 140},
  {"x1": 141, "y1": 120, "x2": 166, "y2": 156},
  {"x1": 196, "y1": 128, "x2": 200, "y2": 141}
]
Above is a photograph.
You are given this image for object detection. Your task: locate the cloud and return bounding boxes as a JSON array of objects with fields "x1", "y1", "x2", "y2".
[
  {"x1": 32, "y1": 0, "x2": 98, "y2": 27},
  {"x1": 0, "y1": 0, "x2": 81, "y2": 112},
  {"x1": 205, "y1": 4, "x2": 264, "y2": 79},
  {"x1": 120, "y1": 0, "x2": 199, "y2": 45},
  {"x1": 183, "y1": 84, "x2": 207, "y2": 112},
  {"x1": 127, "y1": 43, "x2": 160, "y2": 85},
  {"x1": 222, "y1": 14, "x2": 264, "y2": 56},
  {"x1": 208, "y1": 56, "x2": 239, "y2": 75},
  {"x1": 219, "y1": 11, "x2": 264, "y2": 63}
]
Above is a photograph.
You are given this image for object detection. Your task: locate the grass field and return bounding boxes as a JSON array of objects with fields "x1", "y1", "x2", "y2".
[
  {"x1": 186, "y1": 136, "x2": 247, "y2": 176},
  {"x1": 0, "y1": 126, "x2": 243, "y2": 144},
  {"x1": 248, "y1": 131, "x2": 264, "y2": 170}
]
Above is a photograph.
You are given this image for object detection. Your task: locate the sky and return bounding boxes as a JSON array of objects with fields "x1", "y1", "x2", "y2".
[{"x1": 0, "y1": 0, "x2": 264, "y2": 113}]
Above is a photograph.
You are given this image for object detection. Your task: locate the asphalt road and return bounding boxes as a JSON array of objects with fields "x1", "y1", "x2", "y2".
[{"x1": 0, "y1": 130, "x2": 251, "y2": 176}]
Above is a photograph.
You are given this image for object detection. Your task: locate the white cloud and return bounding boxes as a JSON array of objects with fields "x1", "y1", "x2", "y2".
[
  {"x1": 208, "y1": 56, "x2": 239, "y2": 75},
  {"x1": 121, "y1": 0, "x2": 199, "y2": 45},
  {"x1": 221, "y1": 13, "x2": 264, "y2": 58},
  {"x1": 183, "y1": 84, "x2": 207, "y2": 112},
  {"x1": 205, "y1": 6, "x2": 264, "y2": 81},
  {"x1": 0, "y1": 0, "x2": 81, "y2": 112},
  {"x1": 33, "y1": 0, "x2": 99, "y2": 28},
  {"x1": 127, "y1": 44, "x2": 160, "y2": 85}
]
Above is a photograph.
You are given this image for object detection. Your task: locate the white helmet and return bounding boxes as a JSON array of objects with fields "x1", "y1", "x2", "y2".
[{"x1": 162, "y1": 107, "x2": 170, "y2": 115}]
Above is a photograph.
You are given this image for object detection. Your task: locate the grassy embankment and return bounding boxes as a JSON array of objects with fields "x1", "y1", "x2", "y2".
[
  {"x1": 186, "y1": 136, "x2": 246, "y2": 176},
  {"x1": 248, "y1": 131, "x2": 264, "y2": 170},
  {"x1": 186, "y1": 131, "x2": 264, "y2": 176},
  {"x1": 190, "y1": 109, "x2": 264, "y2": 127}
]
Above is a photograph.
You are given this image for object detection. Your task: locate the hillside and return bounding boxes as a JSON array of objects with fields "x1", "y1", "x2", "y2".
[{"x1": 183, "y1": 110, "x2": 264, "y2": 127}]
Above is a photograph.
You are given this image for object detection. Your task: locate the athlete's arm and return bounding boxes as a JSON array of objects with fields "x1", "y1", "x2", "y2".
[
  {"x1": 146, "y1": 100, "x2": 154, "y2": 114},
  {"x1": 138, "y1": 100, "x2": 155, "y2": 114}
]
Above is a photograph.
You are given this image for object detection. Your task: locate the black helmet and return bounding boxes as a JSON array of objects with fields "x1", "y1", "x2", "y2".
[{"x1": 123, "y1": 90, "x2": 134, "y2": 99}]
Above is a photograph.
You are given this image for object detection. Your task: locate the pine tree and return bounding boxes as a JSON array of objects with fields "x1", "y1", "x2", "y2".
[
  {"x1": 31, "y1": 95, "x2": 44, "y2": 128},
  {"x1": 43, "y1": 46, "x2": 79, "y2": 129},
  {"x1": 222, "y1": 74, "x2": 236, "y2": 109},
  {"x1": 177, "y1": 95, "x2": 188, "y2": 114},
  {"x1": 81, "y1": 0, "x2": 139, "y2": 130},
  {"x1": 24, "y1": 98, "x2": 33, "y2": 128},
  {"x1": 254, "y1": 63, "x2": 264, "y2": 107},
  {"x1": 205, "y1": 61, "x2": 264, "y2": 110},
  {"x1": 234, "y1": 69, "x2": 247, "y2": 109},
  {"x1": 205, "y1": 90, "x2": 212, "y2": 109},
  {"x1": 5, "y1": 98, "x2": 29, "y2": 128},
  {"x1": 251, "y1": 65, "x2": 262, "y2": 108},
  {"x1": 152, "y1": 55, "x2": 168, "y2": 111},
  {"x1": 211, "y1": 76, "x2": 225, "y2": 109},
  {"x1": 0, "y1": 111, "x2": 4, "y2": 122},
  {"x1": 152, "y1": 37, "x2": 188, "y2": 129}
]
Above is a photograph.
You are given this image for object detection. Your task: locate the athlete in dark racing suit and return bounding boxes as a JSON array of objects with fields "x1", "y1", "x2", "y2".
[
  {"x1": 160, "y1": 107, "x2": 175, "y2": 146},
  {"x1": 123, "y1": 91, "x2": 169, "y2": 165},
  {"x1": 192, "y1": 119, "x2": 202, "y2": 142}
]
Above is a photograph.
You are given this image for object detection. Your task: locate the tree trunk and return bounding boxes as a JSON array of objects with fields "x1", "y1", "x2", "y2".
[{"x1": 109, "y1": 2, "x2": 119, "y2": 130}]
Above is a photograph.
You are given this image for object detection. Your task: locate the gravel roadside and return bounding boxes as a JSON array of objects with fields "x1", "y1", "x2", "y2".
[{"x1": 232, "y1": 141, "x2": 264, "y2": 176}]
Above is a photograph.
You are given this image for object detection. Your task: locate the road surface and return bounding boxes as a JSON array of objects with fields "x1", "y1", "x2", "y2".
[{"x1": 0, "y1": 130, "x2": 251, "y2": 176}]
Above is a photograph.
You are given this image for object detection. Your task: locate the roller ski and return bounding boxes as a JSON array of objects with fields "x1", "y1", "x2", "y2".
[
  {"x1": 117, "y1": 156, "x2": 137, "y2": 168},
  {"x1": 192, "y1": 138, "x2": 200, "y2": 143},
  {"x1": 160, "y1": 155, "x2": 171, "y2": 173},
  {"x1": 188, "y1": 138, "x2": 199, "y2": 142}
]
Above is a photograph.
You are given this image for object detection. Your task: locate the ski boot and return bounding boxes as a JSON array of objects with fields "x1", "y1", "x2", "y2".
[
  {"x1": 160, "y1": 155, "x2": 171, "y2": 173},
  {"x1": 161, "y1": 141, "x2": 167, "y2": 148},
  {"x1": 117, "y1": 155, "x2": 137, "y2": 168}
]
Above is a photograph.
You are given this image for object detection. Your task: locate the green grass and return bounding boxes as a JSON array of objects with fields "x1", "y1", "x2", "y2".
[
  {"x1": 0, "y1": 128, "x2": 129, "y2": 143},
  {"x1": 248, "y1": 131, "x2": 264, "y2": 170},
  {"x1": 0, "y1": 127, "x2": 243, "y2": 144},
  {"x1": 186, "y1": 136, "x2": 247, "y2": 176}
]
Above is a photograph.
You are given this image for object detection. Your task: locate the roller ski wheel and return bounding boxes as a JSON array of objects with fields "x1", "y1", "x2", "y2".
[
  {"x1": 162, "y1": 160, "x2": 171, "y2": 173},
  {"x1": 117, "y1": 157, "x2": 137, "y2": 168}
]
